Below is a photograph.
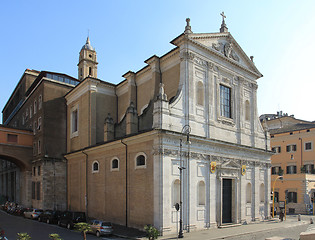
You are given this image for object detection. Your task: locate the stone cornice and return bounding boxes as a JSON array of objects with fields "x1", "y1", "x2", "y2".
[
  {"x1": 116, "y1": 80, "x2": 129, "y2": 97},
  {"x1": 155, "y1": 147, "x2": 270, "y2": 168},
  {"x1": 65, "y1": 78, "x2": 116, "y2": 104}
]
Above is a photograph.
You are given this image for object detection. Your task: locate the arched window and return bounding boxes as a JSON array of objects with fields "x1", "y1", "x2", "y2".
[
  {"x1": 135, "y1": 152, "x2": 147, "y2": 168},
  {"x1": 173, "y1": 179, "x2": 180, "y2": 206},
  {"x1": 245, "y1": 100, "x2": 250, "y2": 121},
  {"x1": 198, "y1": 181, "x2": 206, "y2": 206},
  {"x1": 246, "y1": 183, "x2": 252, "y2": 203},
  {"x1": 260, "y1": 183, "x2": 265, "y2": 203},
  {"x1": 111, "y1": 158, "x2": 119, "y2": 171},
  {"x1": 92, "y1": 161, "x2": 99, "y2": 173},
  {"x1": 197, "y1": 81, "x2": 204, "y2": 106}
]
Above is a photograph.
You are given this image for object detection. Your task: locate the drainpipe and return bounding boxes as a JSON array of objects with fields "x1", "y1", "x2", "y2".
[
  {"x1": 299, "y1": 138, "x2": 303, "y2": 170},
  {"x1": 121, "y1": 140, "x2": 128, "y2": 227},
  {"x1": 82, "y1": 151, "x2": 88, "y2": 218}
]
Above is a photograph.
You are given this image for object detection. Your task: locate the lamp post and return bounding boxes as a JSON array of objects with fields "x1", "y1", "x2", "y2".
[
  {"x1": 272, "y1": 175, "x2": 283, "y2": 218},
  {"x1": 178, "y1": 125, "x2": 191, "y2": 238}
]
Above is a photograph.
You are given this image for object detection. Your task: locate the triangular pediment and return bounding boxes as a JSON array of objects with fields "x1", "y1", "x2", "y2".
[
  {"x1": 188, "y1": 33, "x2": 262, "y2": 77},
  {"x1": 220, "y1": 159, "x2": 241, "y2": 169}
]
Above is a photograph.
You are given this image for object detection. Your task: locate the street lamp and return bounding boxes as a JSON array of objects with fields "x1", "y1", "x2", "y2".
[
  {"x1": 272, "y1": 175, "x2": 283, "y2": 218},
  {"x1": 178, "y1": 125, "x2": 191, "y2": 238}
]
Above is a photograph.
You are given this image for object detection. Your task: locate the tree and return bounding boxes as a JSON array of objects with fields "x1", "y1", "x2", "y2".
[
  {"x1": 49, "y1": 233, "x2": 62, "y2": 240},
  {"x1": 74, "y1": 222, "x2": 91, "y2": 240},
  {"x1": 144, "y1": 225, "x2": 159, "y2": 240},
  {"x1": 17, "y1": 233, "x2": 31, "y2": 240}
]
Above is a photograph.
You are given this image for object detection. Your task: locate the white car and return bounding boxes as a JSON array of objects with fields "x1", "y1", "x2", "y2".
[
  {"x1": 88, "y1": 220, "x2": 113, "y2": 237},
  {"x1": 24, "y1": 208, "x2": 43, "y2": 219}
]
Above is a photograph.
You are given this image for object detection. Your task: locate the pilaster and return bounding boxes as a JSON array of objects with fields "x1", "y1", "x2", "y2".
[
  {"x1": 144, "y1": 56, "x2": 161, "y2": 100},
  {"x1": 122, "y1": 71, "x2": 137, "y2": 108}
]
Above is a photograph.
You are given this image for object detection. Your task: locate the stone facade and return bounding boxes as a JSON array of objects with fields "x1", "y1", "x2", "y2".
[{"x1": 65, "y1": 18, "x2": 272, "y2": 235}]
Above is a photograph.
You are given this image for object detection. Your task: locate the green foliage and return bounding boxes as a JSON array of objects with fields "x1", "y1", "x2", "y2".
[
  {"x1": 144, "y1": 225, "x2": 159, "y2": 240},
  {"x1": 17, "y1": 233, "x2": 31, "y2": 240},
  {"x1": 301, "y1": 166, "x2": 306, "y2": 173},
  {"x1": 278, "y1": 168, "x2": 284, "y2": 176},
  {"x1": 74, "y1": 222, "x2": 91, "y2": 240},
  {"x1": 49, "y1": 233, "x2": 62, "y2": 240},
  {"x1": 74, "y1": 222, "x2": 91, "y2": 233}
]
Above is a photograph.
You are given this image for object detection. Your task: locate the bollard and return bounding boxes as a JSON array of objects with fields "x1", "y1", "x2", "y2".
[
  {"x1": 298, "y1": 214, "x2": 301, "y2": 221},
  {"x1": 311, "y1": 218, "x2": 313, "y2": 224}
]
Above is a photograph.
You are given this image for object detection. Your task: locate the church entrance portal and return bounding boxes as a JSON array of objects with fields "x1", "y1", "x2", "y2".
[{"x1": 222, "y1": 178, "x2": 232, "y2": 223}]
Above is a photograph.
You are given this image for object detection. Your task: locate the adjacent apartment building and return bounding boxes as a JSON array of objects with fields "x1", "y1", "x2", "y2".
[
  {"x1": 1, "y1": 69, "x2": 80, "y2": 209},
  {"x1": 65, "y1": 17, "x2": 272, "y2": 234},
  {"x1": 261, "y1": 112, "x2": 315, "y2": 214}
]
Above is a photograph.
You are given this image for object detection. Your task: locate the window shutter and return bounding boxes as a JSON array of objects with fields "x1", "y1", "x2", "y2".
[
  {"x1": 286, "y1": 145, "x2": 290, "y2": 152},
  {"x1": 293, "y1": 166, "x2": 297, "y2": 174},
  {"x1": 293, "y1": 192, "x2": 297, "y2": 203},
  {"x1": 286, "y1": 166, "x2": 290, "y2": 174}
]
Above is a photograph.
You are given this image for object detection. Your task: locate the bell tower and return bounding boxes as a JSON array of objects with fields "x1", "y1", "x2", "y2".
[{"x1": 78, "y1": 37, "x2": 98, "y2": 80}]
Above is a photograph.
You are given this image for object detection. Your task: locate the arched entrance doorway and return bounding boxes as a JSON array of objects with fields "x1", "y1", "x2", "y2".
[{"x1": 0, "y1": 126, "x2": 33, "y2": 206}]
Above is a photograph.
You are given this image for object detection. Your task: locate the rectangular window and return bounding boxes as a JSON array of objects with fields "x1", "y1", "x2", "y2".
[
  {"x1": 30, "y1": 106, "x2": 33, "y2": 119},
  {"x1": 38, "y1": 140, "x2": 41, "y2": 154},
  {"x1": 7, "y1": 134, "x2": 18, "y2": 143},
  {"x1": 304, "y1": 164, "x2": 314, "y2": 174},
  {"x1": 220, "y1": 85, "x2": 231, "y2": 118},
  {"x1": 272, "y1": 166, "x2": 282, "y2": 175},
  {"x1": 286, "y1": 144, "x2": 297, "y2": 152},
  {"x1": 36, "y1": 182, "x2": 41, "y2": 200},
  {"x1": 286, "y1": 165, "x2": 297, "y2": 174},
  {"x1": 38, "y1": 117, "x2": 41, "y2": 131},
  {"x1": 37, "y1": 166, "x2": 41, "y2": 176},
  {"x1": 32, "y1": 182, "x2": 35, "y2": 199},
  {"x1": 305, "y1": 142, "x2": 312, "y2": 151},
  {"x1": 274, "y1": 191, "x2": 279, "y2": 202},
  {"x1": 34, "y1": 100, "x2": 37, "y2": 114},
  {"x1": 287, "y1": 192, "x2": 297, "y2": 203},
  {"x1": 34, "y1": 121, "x2": 37, "y2": 134},
  {"x1": 38, "y1": 95, "x2": 42, "y2": 109},
  {"x1": 272, "y1": 146, "x2": 281, "y2": 154},
  {"x1": 71, "y1": 106, "x2": 79, "y2": 138}
]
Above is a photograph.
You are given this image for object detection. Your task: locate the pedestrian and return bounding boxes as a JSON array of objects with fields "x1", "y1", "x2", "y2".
[{"x1": 279, "y1": 210, "x2": 284, "y2": 222}]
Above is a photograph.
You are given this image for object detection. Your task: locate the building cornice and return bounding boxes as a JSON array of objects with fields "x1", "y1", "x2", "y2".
[{"x1": 65, "y1": 78, "x2": 116, "y2": 105}]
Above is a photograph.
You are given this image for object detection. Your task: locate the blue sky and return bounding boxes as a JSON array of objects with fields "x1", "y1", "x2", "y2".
[{"x1": 1, "y1": 1, "x2": 315, "y2": 122}]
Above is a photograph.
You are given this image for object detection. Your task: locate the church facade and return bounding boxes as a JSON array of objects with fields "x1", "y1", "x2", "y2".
[{"x1": 65, "y1": 17, "x2": 272, "y2": 234}]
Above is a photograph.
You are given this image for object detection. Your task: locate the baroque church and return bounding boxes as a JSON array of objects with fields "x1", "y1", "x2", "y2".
[{"x1": 65, "y1": 16, "x2": 272, "y2": 234}]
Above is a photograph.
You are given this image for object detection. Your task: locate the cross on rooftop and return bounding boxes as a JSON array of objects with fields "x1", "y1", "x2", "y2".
[{"x1": 220, "y1": 12, "x2": 226, "y2": 21}]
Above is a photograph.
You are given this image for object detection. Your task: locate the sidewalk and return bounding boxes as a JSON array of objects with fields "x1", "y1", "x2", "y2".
[
  {"x1": 114, "y1": 215, "x2": 314, "y2": 240},
  {"x1": 159, "y1": 215, "x2": 313, "y2": 240}
]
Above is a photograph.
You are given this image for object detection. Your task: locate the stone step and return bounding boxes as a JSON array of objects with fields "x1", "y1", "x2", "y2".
[{"x1": 218, "y1": 223, "x2": 242, "y2": 228}]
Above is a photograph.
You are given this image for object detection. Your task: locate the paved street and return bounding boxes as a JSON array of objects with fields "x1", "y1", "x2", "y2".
[
  {"x1": 0, "y1": 210, "x2": 124, "y2": 240},
  {"x1": 159, "y1": 215, "x2": 314, "y2": 240}
]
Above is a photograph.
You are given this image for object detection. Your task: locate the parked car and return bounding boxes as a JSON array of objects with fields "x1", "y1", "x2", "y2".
[
  {"x1": 38, "y1": 210, "x2": 62, "y2": 224},
  {"x1": 58, "y1": 211, "x2": 86, "y2": 229},
  {"x1": 24, "y1": 208, "x2": 43, "y2": 219},
  {"x1": 88, "y1": 220, "x2": 113, "y2": 237}
]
